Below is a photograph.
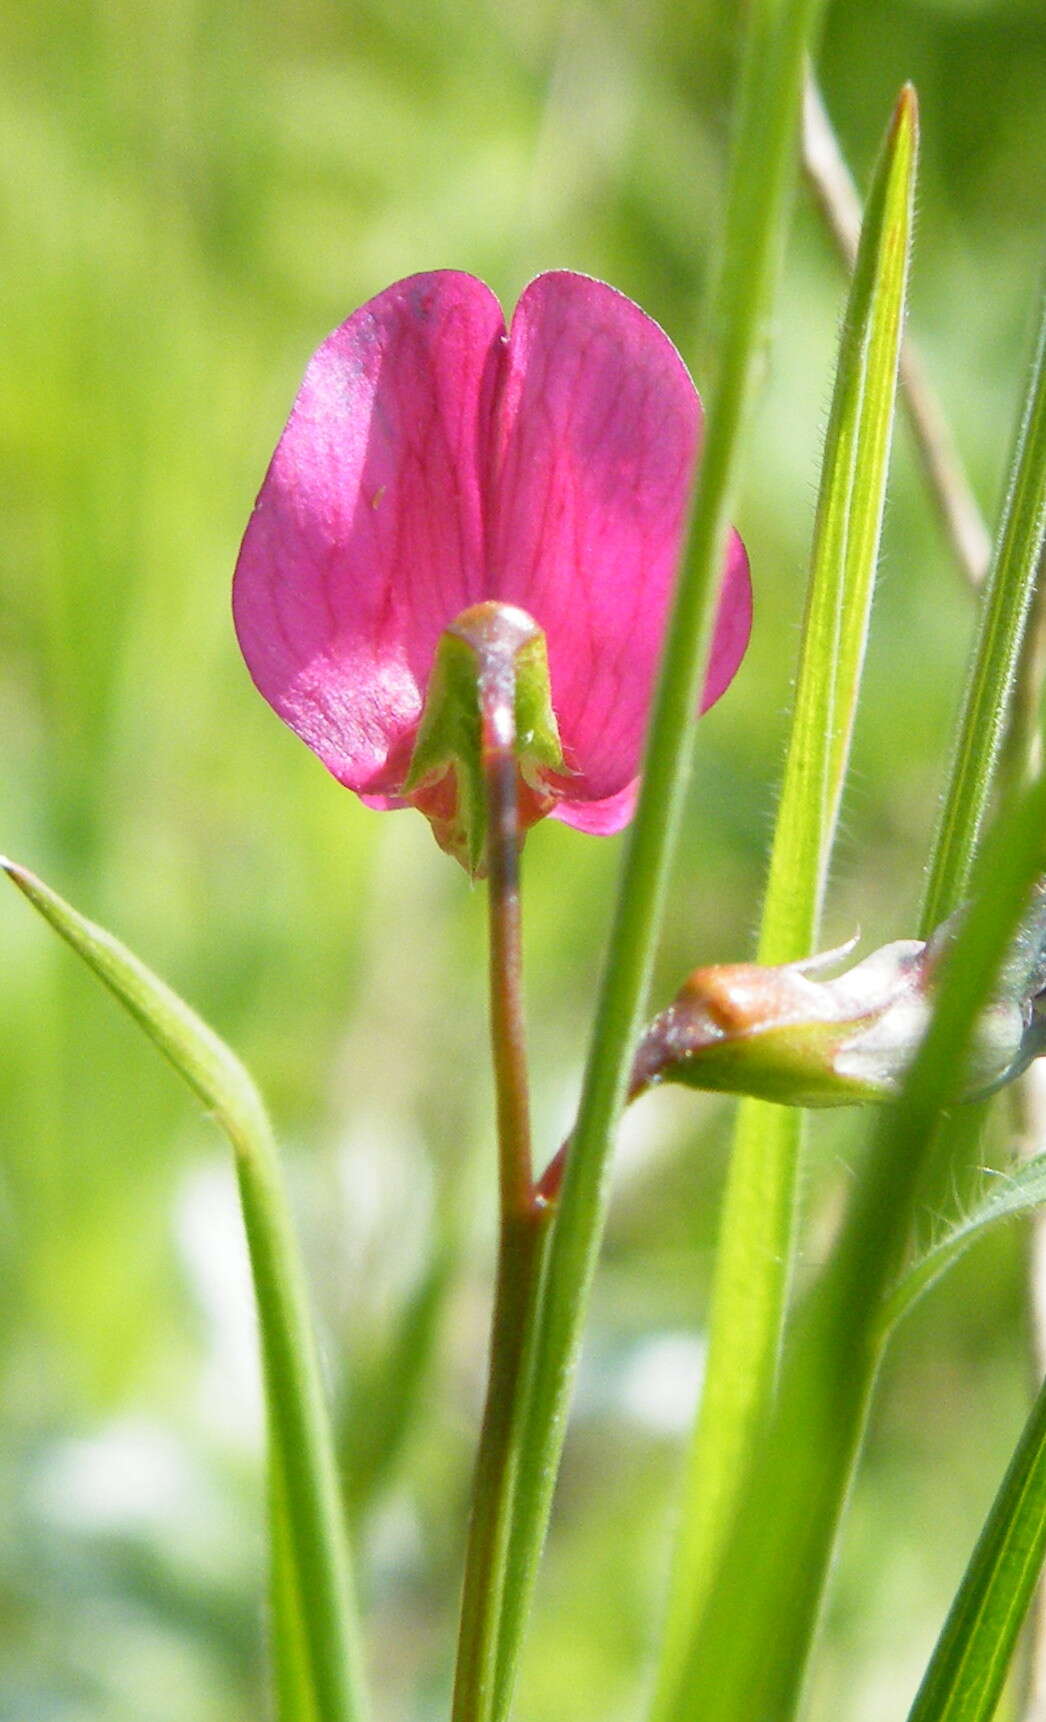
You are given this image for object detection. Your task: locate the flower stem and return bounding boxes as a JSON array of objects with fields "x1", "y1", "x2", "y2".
[
  {"x1": 451, "y1": 670, "x2": 550, "y2": 1722},
  {"x1": 453, "y1": 1208, "x2": 550, "y2": 1722},
  {"x1": 484, "y1": 689, "x2": 535, "y2": 1221}
]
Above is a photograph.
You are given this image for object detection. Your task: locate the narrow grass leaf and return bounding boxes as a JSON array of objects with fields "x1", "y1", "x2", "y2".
[
  {"x1": 650, "y1": 87, "x2": 918, "y2": 1722},
  {"x1": 801, "y1": 70, "x2": 992, "y2": 590},
  {"x1": 0, "y1": 859, "x2": 367, "y2": 1722},
  {"x1": 487, "y1": 2, "x2": 829, "y2": 1715},
  {"x1": 881, "y1": 1152, "x2": 1046, "y2": 1338},
  {"x1": 922, "y1": 289, "x2": 1046, "y2": 934},
  {"x1": 906, "y1": 1371, "x2": 1046, "y2": 1722},
  {"x1": 269, "y1": 1438, "x2": 322, "y2": 1722}
]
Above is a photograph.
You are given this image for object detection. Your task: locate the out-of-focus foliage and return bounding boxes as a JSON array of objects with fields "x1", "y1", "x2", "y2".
[{"x1": 0, "y1": 1, "x2": 1042, "y2": 1718}]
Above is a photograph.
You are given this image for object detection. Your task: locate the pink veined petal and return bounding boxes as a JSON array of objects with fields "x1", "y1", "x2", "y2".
[
  {"x1": 486, "y1": 272, "x2": 751, "y2": 806},
  {"x1": 700, "y1": 529, "x2": 752, "y2": 713},
  {"x1": 233, "y1": 272, "x2": 505, "y2": 793},
  {"x1": 552, "y1": 777, "x2": 640, "y2": 835},
  {"x1": 551, "y1": 533, "x2": 751, "y2": 836},
  {"x1": 235, "y1": 268, "x2": 752, "y2": 845}
]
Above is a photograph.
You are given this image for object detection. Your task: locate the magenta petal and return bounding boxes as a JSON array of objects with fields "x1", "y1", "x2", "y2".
[
  {"x1": 553, "y1": 533, "x2": 751, "y2": 835},
  {"x1": 488, "y1": 272, "x2": 749, "y2": 807},
  {"x1": 234, "y1": 267, "x2": 753, "y2": 846},
  {"x1": 233, "y1": 272, "x2": 505, "y2": 793},
  {"x1": 552, "y1": 778, "x2": 639, "y2": 835},
  {"x1": 700, "y1": 529, "x2": 752, "y2": 713}
]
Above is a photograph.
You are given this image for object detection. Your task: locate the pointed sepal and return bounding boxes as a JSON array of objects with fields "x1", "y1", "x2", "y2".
[{"x1": 404, "y1": 601, "x2": 565, "y2": 875}]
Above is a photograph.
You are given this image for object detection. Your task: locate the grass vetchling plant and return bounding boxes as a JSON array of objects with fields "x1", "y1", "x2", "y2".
[{"x1": 4, "y1": 4, "x2": 1046, "y2": 1720}]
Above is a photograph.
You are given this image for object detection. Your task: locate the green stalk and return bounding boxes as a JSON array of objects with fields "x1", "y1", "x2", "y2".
[
  {"x1": 450, "y1": 670, "x2": 552, "y2": 1722},
  {"x1": 1, "y1": 859, "x2": 366, "y2": 1722},
  {"x1": 269, "y1": 1431, "x2": 321, "y2": 1722},
  {"x1": 487, "y1": 1, "x2": 827, "y2": 1714},
  {"x1": 651, "y1": 87, "x2": 918, "y2": 1721},
  {"x1": 922, "y1": 290, "x2": 1046, "y2": 934},
  {"x1": 453, "y1": 1210, "x2": 551, "y2": 1722}
]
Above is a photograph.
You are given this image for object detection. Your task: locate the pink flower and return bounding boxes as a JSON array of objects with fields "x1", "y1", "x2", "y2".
[{"x1": 234, "y1": 271, "x2": 751, "y2": 841}]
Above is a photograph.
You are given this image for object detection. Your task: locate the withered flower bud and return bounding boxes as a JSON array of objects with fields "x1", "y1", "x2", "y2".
[{"x1": 632, "y1": 880, "x2": 1046, "y2": 1109}]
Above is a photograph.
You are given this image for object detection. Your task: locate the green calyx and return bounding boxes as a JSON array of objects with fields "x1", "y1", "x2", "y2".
[
  {"x1": 652, "y1": 1008, "x2": 891, "y2": 1108},
  {"x1": 404, "y1": 602, "x2": 565, "y2": 875}
]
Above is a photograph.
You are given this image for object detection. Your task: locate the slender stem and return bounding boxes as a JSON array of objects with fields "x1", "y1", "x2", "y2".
[
  {"x1": 453, "y1": 1210, "x2": 550, "y2": 1722},
  {"x1": 483, "y1": 686, "x2": 535, "y2": 1220},
  {"x1": 268, "y1": 1425, "x2": 320, "y2": 1722},
  {"x1": 452, "y1": 667, "x2": 550, "y2": 1722},
  {"x1": 534, "y1": 1060, "x2": 650, "y2": 1206},
  {"x1": 802, "y1": 70, "x2": 992, "y2": 590}
]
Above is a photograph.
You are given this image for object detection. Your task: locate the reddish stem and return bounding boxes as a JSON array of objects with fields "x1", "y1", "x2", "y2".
[
  {"x1": 452, "y1": 657, "x2": 549, "y2": 1722},
  {"x1": 482, "y1": 678, "x2": 535, "y2": 1220},
  {"x1": 535, "y1": 1067, "x2": 649, "y2": 1206}
]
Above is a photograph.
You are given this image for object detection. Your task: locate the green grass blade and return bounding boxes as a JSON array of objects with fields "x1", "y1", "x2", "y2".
[
  {"x1": 1, "y1": 858, "x2": 367, "y2": 1722},
  {"x1": 801, "y1": 70, "x2": 992, "y2": 590},
  {"x1": 826, "y1": 88, "x2": 919, "y2": 814},
  {"x1": 922, "y1": 290, "x2": 1046, "y2": 934},
  {"x1": 881, "y1": 1151, "x2": 1046, "y2": 1339},
  {"x1": 650, "y1": 87, "x2": 918, "y2": 1721},
  {"x1": 906, "y1": 1371, "x2": 1046, "y2": 1722},
  {"x1": 769, "y1": 82, "x2": 920, "y2": 946},
  {"x1": 270, "y1": 1437, "x2": 321, "y2": 1722},
  {"x1": 662, "y1": 766, "x2": 1046, "y2": 1722},
  {"x1": 487, "y1": 1, "x2": 829, "y2": 1714}
]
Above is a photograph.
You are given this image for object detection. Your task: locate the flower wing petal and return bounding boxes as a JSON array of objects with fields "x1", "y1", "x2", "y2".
[
  {"x1": 699, "y1": 528, "x2": 752, "y2": 713},
  {"x1": 233, "y1": 272, "x2": 504, "y2": 792},
  {"x1": 551, "y1": 778, "x2": 640, "y2": 835},
  {"x1": 490, "y1": 273, "x2": 751, "y2": 814}
]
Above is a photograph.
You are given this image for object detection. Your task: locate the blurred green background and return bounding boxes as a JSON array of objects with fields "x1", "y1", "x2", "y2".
[{"x1": 1, "y1": 0, "x2": 1044, "y2": 1717}]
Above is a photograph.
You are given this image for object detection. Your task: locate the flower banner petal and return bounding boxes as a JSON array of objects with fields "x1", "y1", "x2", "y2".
[
  {"x1": 489, "y1": 272, "x2": 751, "y2": 829},
  {"x1": 234, "y1": 272, "x2": 504, "y2": 793}
]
